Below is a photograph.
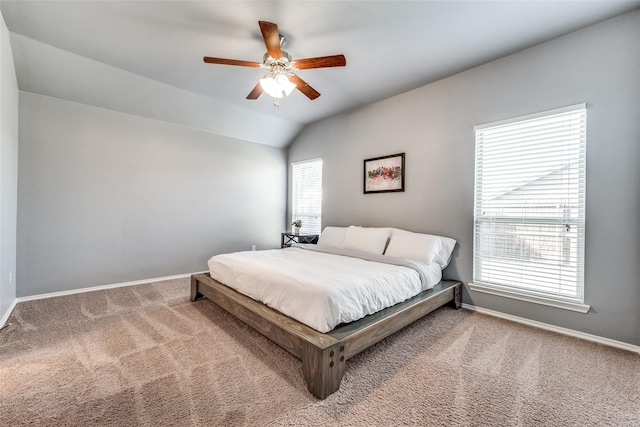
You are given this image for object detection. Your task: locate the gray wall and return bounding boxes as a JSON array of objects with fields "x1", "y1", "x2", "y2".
[
  {"x1": 288, "y1": 11, "x2": 640, "y2": 346},
  {"x1": 17, "y1": 92, "x2": 286, "y2": 297},
  {"x1": 0, "y1": 10, "x2": 18, "y2": 323}
]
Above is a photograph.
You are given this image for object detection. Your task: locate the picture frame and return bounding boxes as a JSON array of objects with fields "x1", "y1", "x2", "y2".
[{"x1": 363, "y1": 153, "x2": 405, "y2": 194}]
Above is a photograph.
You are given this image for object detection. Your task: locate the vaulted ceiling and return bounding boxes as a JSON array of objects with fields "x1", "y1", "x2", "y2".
[{"x1": 2, "y1": 1, "x2": 638, "y2": 147}]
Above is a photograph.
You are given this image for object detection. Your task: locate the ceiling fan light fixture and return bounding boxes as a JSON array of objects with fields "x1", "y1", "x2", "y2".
[
  {"x1": 203, "y1": 21, "x2": 346, "y2": 103},
  {"x1": 260, "y1": 73, "x2": 295, "y2": 98}
]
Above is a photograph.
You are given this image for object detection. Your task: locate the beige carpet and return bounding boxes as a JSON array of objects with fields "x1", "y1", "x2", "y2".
[{"x1": 1, "y1": 278, "x2": 638, "y2": 427}]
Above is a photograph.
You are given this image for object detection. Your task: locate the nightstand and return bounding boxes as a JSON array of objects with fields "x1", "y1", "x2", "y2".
[{"x1": 281, "y1": 232, "x2": 319, "y2": 248}]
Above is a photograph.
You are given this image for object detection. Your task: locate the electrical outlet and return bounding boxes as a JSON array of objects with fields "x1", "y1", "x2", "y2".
[
  {"x1": 9, "y1": 270, "x2": 13, "y2": 285},
  {"x1": 251, "y1": 245, "x2": 257, "y2": 251}
]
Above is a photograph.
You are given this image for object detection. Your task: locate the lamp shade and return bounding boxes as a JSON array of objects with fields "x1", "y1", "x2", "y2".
[{"x1": 260, "y1": 73, "x2": 295, "y2": 98}]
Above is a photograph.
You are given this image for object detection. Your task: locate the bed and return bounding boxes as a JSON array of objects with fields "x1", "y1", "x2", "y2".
[{"x1": 191, "y1": 226, "x2": 462, "y2": 399}]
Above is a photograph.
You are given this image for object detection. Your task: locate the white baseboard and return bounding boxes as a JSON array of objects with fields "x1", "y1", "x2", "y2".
[
  {"x1": 461, "y1": 303, "x2": 640, "y2": 354},
  {"x1": 16, "y1": 271, "x2": 207, "y2": 303},
  {"x1": 0, "y1": 298, "x2": 18, "y2": 330}
]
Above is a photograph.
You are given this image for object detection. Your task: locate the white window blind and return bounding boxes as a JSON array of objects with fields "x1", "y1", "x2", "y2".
[
  {"x1": 292, "y1": 158, "x2": 322, "y2": 234},
  {"x1": 473, "y1": 104, "x2": 586, "y2": 304}
]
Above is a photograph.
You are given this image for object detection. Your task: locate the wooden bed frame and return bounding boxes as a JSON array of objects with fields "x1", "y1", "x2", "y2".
[{"x1": 191, "y1": 273, "x2": 462, "y2": 399}]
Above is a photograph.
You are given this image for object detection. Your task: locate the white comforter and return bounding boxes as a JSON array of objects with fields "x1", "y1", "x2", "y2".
[{"x1": 207, "y1": 246, "x2": 442, "y2": 332}]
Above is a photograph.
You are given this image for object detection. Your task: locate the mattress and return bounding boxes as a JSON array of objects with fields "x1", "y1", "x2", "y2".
[{"x1": 207, "y1": 245, "x2": 442, "y2": 332}]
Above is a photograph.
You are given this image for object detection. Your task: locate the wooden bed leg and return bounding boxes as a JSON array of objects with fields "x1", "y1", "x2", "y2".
[
  {"x1": 302, "y1": 342, "x2": 346, "y2": 399},
  {"x1": 450, "y1": 282, "x2": 462, "y2": 310},
  {"x1": 190, "y1": 276, "x2": 203, "y2": 302}
]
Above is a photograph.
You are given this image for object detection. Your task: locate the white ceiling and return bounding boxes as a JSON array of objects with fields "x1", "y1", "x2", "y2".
[{"x1": 2, "y1": 1, "x2": 639, "y2": 147}]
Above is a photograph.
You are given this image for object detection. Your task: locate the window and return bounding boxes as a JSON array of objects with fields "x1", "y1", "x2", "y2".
[
  {"x1": 471, "y1": 104, "x2": 588, "y2": 312},
  {"x1": 291, "y1": 158, "x2": 322, "y2": 234}
]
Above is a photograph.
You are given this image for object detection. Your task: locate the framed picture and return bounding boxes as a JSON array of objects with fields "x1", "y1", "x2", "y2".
[{"x1": 363, "y1": 153, "x2": 405, "y2": 194}]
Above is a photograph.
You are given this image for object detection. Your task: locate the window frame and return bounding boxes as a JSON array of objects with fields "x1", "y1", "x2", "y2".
[{"x1": 470, "y1": 104, "x2": 589, "y2": 313}]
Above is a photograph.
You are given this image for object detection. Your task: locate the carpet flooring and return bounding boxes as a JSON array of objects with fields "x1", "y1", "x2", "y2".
[{"x1": 0, "y1": 278, "x2": 638, "y2": 426}]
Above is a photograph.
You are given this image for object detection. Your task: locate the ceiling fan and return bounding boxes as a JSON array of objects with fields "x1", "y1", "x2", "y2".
[{"x1": 203, "y1": 21, "x2": 346, "y2": 106}]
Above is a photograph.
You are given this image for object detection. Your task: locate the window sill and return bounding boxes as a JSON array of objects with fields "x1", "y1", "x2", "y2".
[{"x1": 468, "y1": 282, "x2": 590, "y2": 313}]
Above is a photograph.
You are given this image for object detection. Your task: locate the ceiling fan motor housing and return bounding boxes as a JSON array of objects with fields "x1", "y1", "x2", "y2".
[{"x1": 262, "y1": 51, "x2": 294, "y2": 72}]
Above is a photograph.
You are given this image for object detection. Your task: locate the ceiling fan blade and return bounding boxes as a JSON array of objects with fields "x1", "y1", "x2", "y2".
[
  {"x1": 246, "y1": 82, "x2": 263, "y2": 100},
  {"x1": 294, "y1": 55, "x2": 347, "y2": 70},
  {"x1": 289, "y1": 74, "x2": 321, "y2": 100},
  {"x1": 203, "y1": 57, "x2": 261, "y2": 67},
  {"x1": 259, "y1": 21, "x2": 282, "y2": 59}
]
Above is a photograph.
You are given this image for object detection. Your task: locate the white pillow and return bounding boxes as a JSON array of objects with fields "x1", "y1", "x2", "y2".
[
  {"x1": 436, "y1": 236, "x2": 457, "y2": 268},
  {"x1": 387, "y1": 228, "x2": 456, "y2": 268},
  {"x1": 384, "y1": 232, "x2": 440, "y2": 264},
  {"x1": 317, "y1": 226, "x2": 348, "y2": 248},
  {"x1": 342, "y1": 226, "x2": 390, "y2": 254}
]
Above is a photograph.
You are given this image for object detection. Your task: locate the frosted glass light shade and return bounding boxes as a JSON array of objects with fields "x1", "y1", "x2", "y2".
[{"x1": 260, "y1": 73, "x2": 295, "y2": 98}]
